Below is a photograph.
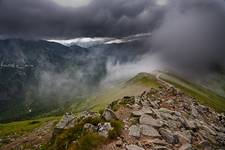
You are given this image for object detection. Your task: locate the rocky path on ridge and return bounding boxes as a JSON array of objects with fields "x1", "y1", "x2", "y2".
[
  {"x1": 52, "y1": 82, "x2": 225, "y2": 150},
  {"x1": 98, "y1": 86, "x2": 225, "y2": 150}
]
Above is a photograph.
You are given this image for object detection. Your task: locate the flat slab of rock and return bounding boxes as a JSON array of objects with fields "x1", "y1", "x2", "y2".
[
  {"x1": 132, "y1": 108, "x2": 153, "y2": 117},
  {"x1": 129, "y1": 125, "x2": 141, "y2": 137},
  {"x1": 141, "y1": 125, "x2": 161, "y2": 137},
  {"x1": 140, "y1": 114, "x2": 162, "y2": 127},
  {"x1": 126, "y1": 144, "x2": 145, "y2": 150}
]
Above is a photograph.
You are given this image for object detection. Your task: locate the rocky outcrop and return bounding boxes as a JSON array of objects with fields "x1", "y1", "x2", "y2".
[
  {"x1": 102, "y1": 109, "x2": 118, "y2": 121},
  {"x1": 53, "y1": 113, "x2": 76, "y2": 136},
  {"x1": 53, "y1": 85, "x2": 225, "y2": 150},
  {"x1": 107, "y1": 86, "x2": 225, "y2": 150},
  {"x1": 55, "y1": 113, "x2": 76, "y2": 130},
  {"x1": 98, "y1": 122, "x2": 113, "y2": 137}
]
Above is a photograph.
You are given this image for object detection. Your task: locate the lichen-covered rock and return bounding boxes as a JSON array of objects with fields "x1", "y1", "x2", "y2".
[
  {"x1": 83, "y1": 123, "x2": 98, "y2": 132},
  {"x1": 55, "y1": 113, "x2": 76, "y2": 130},
  {"x1": 102, "y1": 109, "x2": 118, "y2": 121},
  {"x1": 98, "y1": 122, "x2": 113, "y2": 137},
  {"x1": 140, "y1": 125, "x2": 161, "y2": 137},
  {"x1": 139, "y1": 114, "x2": 162, "y2": 127}
]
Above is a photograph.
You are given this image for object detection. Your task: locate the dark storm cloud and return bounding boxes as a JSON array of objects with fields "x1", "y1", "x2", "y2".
[{"x1": 0, "y1": 0, "x2": 165, "y2": 39}]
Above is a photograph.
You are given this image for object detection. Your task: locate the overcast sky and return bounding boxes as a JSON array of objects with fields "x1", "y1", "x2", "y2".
[{"x1": 0, "y1": 0, "x2": 167, "y2": 39}]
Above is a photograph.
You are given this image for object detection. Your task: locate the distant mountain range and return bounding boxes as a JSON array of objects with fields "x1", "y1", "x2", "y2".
[
  {"x1": 0, "y1": 38, "x2": 150, "y2": 122},
  {"x1": 0, "y1": 39, "x2": 224, "y2": 122}
]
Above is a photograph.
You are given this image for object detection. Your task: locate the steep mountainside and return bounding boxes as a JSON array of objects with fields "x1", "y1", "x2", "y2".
[
  {"x1": 1, "y1": 73, "x2": 225, "y2": 150},
  {"x1": 0, "y1": 39, "x2": 97, "y2": 122},
  {"x1": 0, "y1": 39, "x2": 151, "y2": 122}
]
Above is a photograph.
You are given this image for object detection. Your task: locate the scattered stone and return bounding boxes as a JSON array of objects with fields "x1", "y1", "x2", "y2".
[
  {"x1": 159, "y1": 128, "x2": 179, "y2": 145},
  {"x1": 140, "y1": 125, "x2": 161, "y2": 137},
  {"x1": 191, "y1": 104, "x2": 199, "y2": 118},
  {"x1": 139, "y1": 114, "x2": 162, "y2": 127},
  {"x1": 129, "y1": 125, "x2": 141, "y2": 137},
  {"x1": 98, "y1": 122, "x2": 113, "y2": 137},
  {"x1": 184, "y1": 119, "x2": 197, "y2": 130},
  {"x1": 55, "y1": 113, "x2": 76, "y2": 130},
  {"x1": 178, "y1": 144, "x2": 192, "y2": 150},
  {"x1": 132, "y1": 108, "x2": 153, "y2": 117},
  {"x1": 102, "y1": 109, "x2": 118, "y2": 121},
  {"x1": 126, "y1": 144, "x2": 145, "y2": 150}
]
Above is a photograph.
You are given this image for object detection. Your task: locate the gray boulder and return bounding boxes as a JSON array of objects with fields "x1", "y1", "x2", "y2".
[
  {"x1": 141, "y1": 125, "x2": 161, "y2": 137},
  {"x1": 98, "y1": 122, "x2": 113, "y2": 137},
  {"x1": 129, "y1": 125, "x2": 141, "y2": 137},
  {"x1": 132, "y1": 108, "x2": 153, "y2": 117},
  {"x1": 55, "y1": 113, "x2": 76, "y2": 129},
  {"x1": 159, "y1": 128, "x2": 179, "y2": 145},
  {"x1": 140, "y1": 114, "x2": 162, "y2": 127},
  {"x1": 102, "y1": 109, "x2": 118, "y2": 121}
]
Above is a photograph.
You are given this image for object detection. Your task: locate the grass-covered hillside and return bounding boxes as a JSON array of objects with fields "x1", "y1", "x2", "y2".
[
  {"x1": 69, "y1": 73, "x2": 160, "y2": 113},
  {"x1": 0, "y1": 117, "x2": 59, "y2": 138},
  {"x1": 70, "y1": 71, "x2": 225, "y2": 113},
  {"x1": 70, "y1": 72, "x2": 225, "y2": 113},
  {"x1": 157, "y1": 72, "x2": 225, "y2": 112}
]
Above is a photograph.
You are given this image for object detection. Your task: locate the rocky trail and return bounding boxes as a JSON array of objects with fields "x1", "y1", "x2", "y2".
[{"x1": 52, "y1": 82, "x2": 225, "y2": 150}]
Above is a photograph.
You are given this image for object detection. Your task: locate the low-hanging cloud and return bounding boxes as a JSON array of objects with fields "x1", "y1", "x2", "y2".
[{"x1": 149, "y1": 0, "x2": 225, "y2": 76}]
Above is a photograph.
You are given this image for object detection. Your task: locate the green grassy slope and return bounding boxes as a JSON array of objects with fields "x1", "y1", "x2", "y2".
[
  {"x1": 158, "y1": 72, "x2": 225, "y2": 112},
  {"x1": 70, "y1": 72, "x2": 225, "y2": 113},
  {"x1": 69, "y1": 73, "x2": 160, "y2": 112},
  {"x1": 0, "y1": 116, "x2": 59, "y2": 138},
  {"x1": 1, "y1": 72, "x2": 225, "y2": 141}
]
